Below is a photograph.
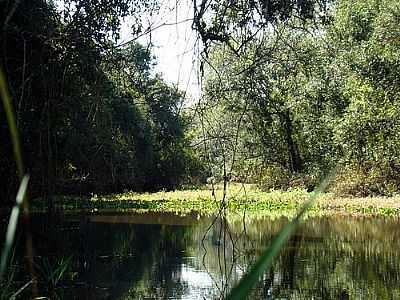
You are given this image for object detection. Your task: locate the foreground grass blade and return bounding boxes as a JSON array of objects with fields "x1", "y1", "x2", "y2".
[
  {"x1": 0, "y1": 175, "x2": 29, "y2": 279},
  {"x1": 0, "y1": 67, "x2": 24, "y2": 180},
  {"x1": 226, "y1": 175, "x2": 332, "y2": 300},
  {"x1": 0, "y1": 67, "x2": 30, "y2": 281}
]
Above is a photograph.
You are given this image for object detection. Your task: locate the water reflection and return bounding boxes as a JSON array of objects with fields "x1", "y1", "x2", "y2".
[{"x1": 7, "y1": 212, "x2": 400, "y2": 299}]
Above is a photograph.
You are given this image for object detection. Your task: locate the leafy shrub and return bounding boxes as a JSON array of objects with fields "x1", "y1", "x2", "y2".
[
  {"x1": 288, "y1": 173, "x2": 318, "y2": 192},
  {"x1": 257, "y1": 164, "x2": 291, "y2": 191},
  {"x1": 329, "y1": 162, "x2": 400, "y2": 196},
  {"x1": 257, "y1": 164, "x2": 319, "y2": 192}
]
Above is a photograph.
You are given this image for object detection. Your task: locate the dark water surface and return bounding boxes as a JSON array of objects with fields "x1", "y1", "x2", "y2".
[{"x1": 5, "y1": 212, "x2": 400, "y2": 299}]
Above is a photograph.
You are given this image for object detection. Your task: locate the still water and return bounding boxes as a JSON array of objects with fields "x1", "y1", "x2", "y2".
[{"x1": 7, "y1": 212, "x2": 400, "y2": 299}]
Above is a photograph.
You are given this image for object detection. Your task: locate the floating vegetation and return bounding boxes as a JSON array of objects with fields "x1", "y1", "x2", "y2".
[{"x1": 30, "y1": 184, "x2": 400, "y2": 218}]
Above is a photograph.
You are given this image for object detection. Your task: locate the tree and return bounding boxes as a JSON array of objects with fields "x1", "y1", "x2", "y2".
[
  {"x1": 0, "y1": 0, "x2": 199, "y2": 205},
  {"x1": 198, "y1": 0, "x2": 400, "y2": 194},
  {"x1": 192, "y1": 0, "x2": 332, "y2": 57}
]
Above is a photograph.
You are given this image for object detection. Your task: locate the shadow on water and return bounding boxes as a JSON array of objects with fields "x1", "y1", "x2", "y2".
[{"x1": 3, "y1": 211, "x2": 400, "y2": 299}]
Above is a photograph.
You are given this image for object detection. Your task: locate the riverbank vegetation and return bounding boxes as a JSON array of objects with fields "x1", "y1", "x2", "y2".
[
  {"x1": 30, "y1": 184, "x2": 400, "y2": 217},
  {"x1": 196, "y1": 0, "x2": 400, "y2": 198},
  {"x1": 1, "y1": 0, "x2": 400, "y2": 210},
  {"x1": 0, "y1": 0, "x2": 204, "y2": 206}
]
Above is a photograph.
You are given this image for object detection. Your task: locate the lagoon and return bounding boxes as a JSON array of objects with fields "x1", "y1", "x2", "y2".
[{"x1": 6, "y1": 212, "x2": 400, "y2": 299}]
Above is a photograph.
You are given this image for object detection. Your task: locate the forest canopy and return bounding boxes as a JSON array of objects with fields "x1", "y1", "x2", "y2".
[
  {"x1": 197, "y1": 0, "x2": 400, "y2": 196},
  {"x1": 0, "y1": 0, "x2": 202, "y2": 202}
]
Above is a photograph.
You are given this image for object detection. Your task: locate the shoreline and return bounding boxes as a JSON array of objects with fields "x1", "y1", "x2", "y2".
[{"x1": 26, "y1": 184, "x2": 400, "y2": 218}]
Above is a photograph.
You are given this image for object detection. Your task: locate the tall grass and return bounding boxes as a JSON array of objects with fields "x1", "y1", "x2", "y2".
[
  {"x1": 0, "y1": 67, "x2": 32, "y2": 286},
  {"x1": 0, "y1": 175, "x2": 29, "y2": 278},
  {"x1": 0, "y1": 67, "x2": 24, "y2": 180}
]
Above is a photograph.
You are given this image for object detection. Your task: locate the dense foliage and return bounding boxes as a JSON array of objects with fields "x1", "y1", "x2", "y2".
[
  {"x1": 1, "y1": 0, "x2": 399, "y2": 202},
  {"x1": 197, "y1": 0, "x2": 400, "y2": 196},
  {"x1": 0, "y1": 0, "x2": 199, "y2": 204}
]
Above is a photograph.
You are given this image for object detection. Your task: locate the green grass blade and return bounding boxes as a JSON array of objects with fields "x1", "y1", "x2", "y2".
[
  {"x1": 0, "y1": 175, "x2": 30, "y2": 280},
  {"x1": 226, "y1": 174, "x2": 332, "y2": 300},
  {"x1": 0, "y1": 66, "x2": 29, "y2": 280},
  {"x1": 0, "y1": 66, "x2": 24, "y2": 179}
]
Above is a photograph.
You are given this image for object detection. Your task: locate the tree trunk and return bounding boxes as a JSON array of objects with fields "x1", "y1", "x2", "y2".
[{"x1": 281, "y1": 110, "x2": 302, "y2": 173}]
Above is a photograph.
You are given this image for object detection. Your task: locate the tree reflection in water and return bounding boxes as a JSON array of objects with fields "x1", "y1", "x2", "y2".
[
  {"x1": 9, "y1": 213, "x2": 400, "y2": 299},
  {"x1": 198, "y1": 214, "x2": 400, "y2": 300}
]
